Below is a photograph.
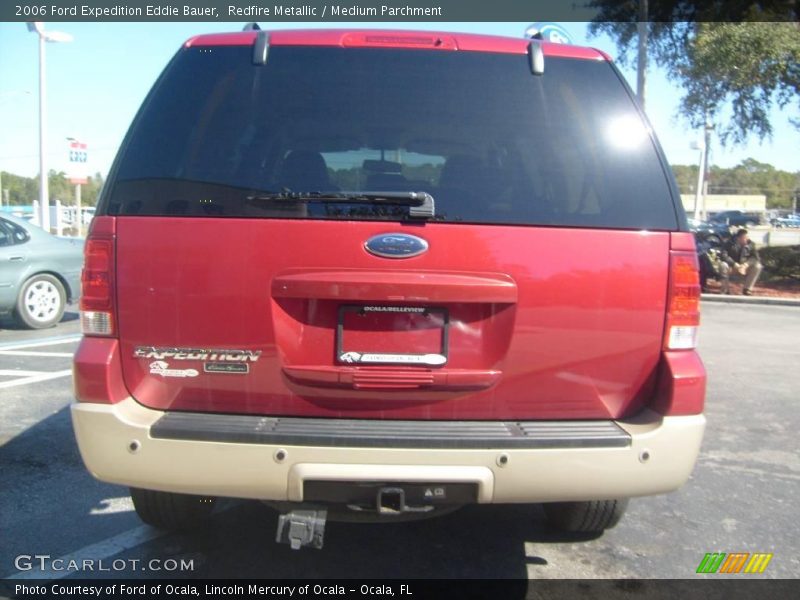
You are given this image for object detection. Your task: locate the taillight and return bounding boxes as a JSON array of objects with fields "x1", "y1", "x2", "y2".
[
  {"x1": 664, "y1": 250, "x2": 701, "y2": 350},
  {"x1": 80, "y1": 217, "x2": 116, "y2": 336}
]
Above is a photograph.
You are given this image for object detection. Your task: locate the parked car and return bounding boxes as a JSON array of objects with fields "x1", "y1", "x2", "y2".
[
  {"x1": 0, "y1": 213, "x2": 83, "y2": 328},
  {"x1": 71, "y1": 28, "x2": 706, "y2": 547},
  {"x1": 687, "y1": 217, "x2": 730, "y2": 241},
  {"x1": 771, "y1": 214, "x2": 800, "y2": 228},
  {"x1": 709, "y1": 210, "x2": 761, "y2": 227}
]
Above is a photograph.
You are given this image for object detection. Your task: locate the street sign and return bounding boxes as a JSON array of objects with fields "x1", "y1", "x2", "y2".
[{"x1": 67, "y1": 138, "x2": 88, "y2": 184}]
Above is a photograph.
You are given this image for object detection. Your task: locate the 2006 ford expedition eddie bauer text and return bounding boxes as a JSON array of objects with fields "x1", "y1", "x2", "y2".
[{"x1": 71, "y1": 27, "x2": 706, "y2": 549}]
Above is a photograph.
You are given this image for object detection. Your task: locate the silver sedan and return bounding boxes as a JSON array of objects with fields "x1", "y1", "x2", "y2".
[{"x1": 0, "y1": 213, "x2": 84, "y2": 329}]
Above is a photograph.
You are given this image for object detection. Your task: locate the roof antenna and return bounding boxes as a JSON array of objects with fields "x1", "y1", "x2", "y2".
[{"x1": 243, "y1": 22, "x2": 261, "y2": 31}]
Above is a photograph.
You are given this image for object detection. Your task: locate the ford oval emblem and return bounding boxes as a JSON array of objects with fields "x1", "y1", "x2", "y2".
[{"x1": 365, "y1": 233, "x2": 429, "y2": 259}]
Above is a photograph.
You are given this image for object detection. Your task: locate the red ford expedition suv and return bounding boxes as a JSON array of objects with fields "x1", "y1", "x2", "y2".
[{"x1": 72, "y1": 28, "x2": 706, "y2": 549}]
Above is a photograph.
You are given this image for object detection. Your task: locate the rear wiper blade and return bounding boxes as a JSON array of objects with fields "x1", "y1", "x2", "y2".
[{"x1": 245, "y1": 190, "x2": 435, "y2": 219}]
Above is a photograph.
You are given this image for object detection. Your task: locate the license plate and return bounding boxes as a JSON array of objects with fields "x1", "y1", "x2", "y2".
[{"x1": 336, "y1": 305, "x2": 448, "y2": 367}]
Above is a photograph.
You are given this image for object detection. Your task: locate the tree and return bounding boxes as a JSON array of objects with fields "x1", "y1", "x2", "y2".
[
  {"x1": 0, "y1": 171, "x2": 105, "y2": 207},
  {"x1": 679, "y1": 22, "x2": 800, "y2": 144},
  {"x1": 0, "y1": 171, "x2": 38, "y2": 205},
  {"x1": 48, "y1": 170, "x2": 72, "y2": 205},
  {"x1": 670, "y1": 158, "x2": 800, "y2": 208},
  {"x1": 589, "y1": 2, "x2": 800, "y2": 145},
  {"x1": 670, "y1": 163, "x2": 699, "y2": 192}
]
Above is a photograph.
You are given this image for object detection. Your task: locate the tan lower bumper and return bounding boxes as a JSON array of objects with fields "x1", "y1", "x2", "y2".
[{"x1": 71, "y1": 398, "x2": 705, "y2": 503}]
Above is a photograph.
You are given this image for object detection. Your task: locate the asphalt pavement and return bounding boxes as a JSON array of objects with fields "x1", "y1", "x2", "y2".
[{"x1": 0, "y1": 302, "x2": 798, "y2": 583}]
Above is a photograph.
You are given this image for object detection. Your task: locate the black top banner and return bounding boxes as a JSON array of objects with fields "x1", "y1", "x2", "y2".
[
  {"x1": 6, "y1": 0, "x2": 582, "y2": 22},
  {"x1": 3, "y1": 0, "x2": 799, "y2": 22}
]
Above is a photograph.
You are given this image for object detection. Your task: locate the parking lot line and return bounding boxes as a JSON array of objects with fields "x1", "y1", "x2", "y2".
[
  {"x1": 5, "y1": 501, "x2": 235, "y2": 580},
  {"x1": 0, "y1": 335, "x2": 82, "y2": 352},
  {"x1": 0, "y1": 369, "x2": 72, "y2": 389},
  {"x1": 0, "y1": 369, "x2": 56, "y2": 377},
  {"x1": 0, "y1": 350, "x2": 75, "y2": 358}
]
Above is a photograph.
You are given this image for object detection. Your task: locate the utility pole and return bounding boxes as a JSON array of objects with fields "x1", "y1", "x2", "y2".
[
  {"x1": 692, "y1": 140, "x2": 705, "y2": 221},
  {"x1": 636, "y1": 0, "x2": 649, "y2": 111},
  {"x1": 27, "y1": 22, "x2": 73, "y2": 231},
  {"x1": 75, "y1": 181, "x2": 82, "y2": 234},
  {"x1": 691, "y1": 112, "x2": 714, "y2": 221},
  {"x1": 701, "y1": 117, "x2": 712, "y2": 221},
  {"x1": 37, "y1": 30, "x2": 48, "y2": 230}
]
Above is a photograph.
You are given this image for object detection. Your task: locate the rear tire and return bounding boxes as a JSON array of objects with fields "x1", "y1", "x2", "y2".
[
  {"x1": 543, "y1": 499, "x2": 629, "y2": 533},
  {"x1": 130, "y1": 488, "x2": 216, "y2": 531}
]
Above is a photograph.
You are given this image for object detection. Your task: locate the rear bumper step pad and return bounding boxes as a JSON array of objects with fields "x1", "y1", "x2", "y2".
[{"x1": 150, "y1": 412, "x2": 631, "y2": 449}]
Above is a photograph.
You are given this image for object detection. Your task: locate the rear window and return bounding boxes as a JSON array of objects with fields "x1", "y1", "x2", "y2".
[{"x1": 105, "y1": 45, "x2": 678, "y2": 229}]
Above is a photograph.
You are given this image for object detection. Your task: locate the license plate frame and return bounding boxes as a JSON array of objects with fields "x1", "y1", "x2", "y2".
[{"x1": 336, "y1": 304, "x2": 449, "y2": 367}]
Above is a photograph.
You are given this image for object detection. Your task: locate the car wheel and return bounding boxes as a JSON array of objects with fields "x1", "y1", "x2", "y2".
[
  {"x1": 543, "y1": 499, "x2": 629, "y2": 533},
  {"x1": 14, "y1": 274, "x2": 67, "y2": 329},
  {"x1": 130, "y1": 488, "x2": 216, "y2": 530}
]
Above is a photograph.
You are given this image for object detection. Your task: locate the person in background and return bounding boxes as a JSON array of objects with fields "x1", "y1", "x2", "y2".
[{"x1": 719, "y1": 229, "x2": 763, "y2": 295}]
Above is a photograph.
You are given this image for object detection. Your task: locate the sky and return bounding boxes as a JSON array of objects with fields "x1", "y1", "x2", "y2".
[{"x1": 1, "y1": 21, "x2": 798, "y2": 180}]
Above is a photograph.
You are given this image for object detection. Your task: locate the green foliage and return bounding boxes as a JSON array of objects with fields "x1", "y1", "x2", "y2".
[
  {"x1": 589, "y1": 3, "x2": 800, "y2": 145},
  {"x1": 48, "y1": 170, "x2": 73, "y2": 205},
  {"x1": 671, "y1": 159, "x2": 800, "y2": 208},
  {"x1": 0, "y1": 171, "x2": 104, "y2": 207},
  {"x1": 0, "y1": 171, "x2": 38, "y2": 206},
  {"x1": 671, "y1": 164, "x2": 699, "y2": 193},
  {"x1": 680, "y1": 22, "x2": 800, "y2": 144},
  {"x1": 760, "y1": 245, "x2": 800, "y2": 281},
  {"x1": 709, "y1": 160, "x2": 800, "y2": 209}
]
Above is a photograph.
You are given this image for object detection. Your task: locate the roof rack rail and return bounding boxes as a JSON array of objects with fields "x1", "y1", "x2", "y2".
[
  {"x1": 253, "y1": 31, "x2": 269, "y2": 65},
  {"x1": 243, "y1": 22, "x2": 261, "y2": 31}
]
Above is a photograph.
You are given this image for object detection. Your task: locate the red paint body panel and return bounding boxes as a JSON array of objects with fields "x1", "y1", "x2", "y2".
[
  {"x1": 670, "y1": 231, "x2": 698, "y2": 252},
  {"x1": 73, "y1": 337, "x2": 129, "y2": 404},
  {"x1": 112, "y1": 218, "x2": 671, "y2": 420},
  {"x1": 272, "y1": 270, "x2": 517, "y2": 303},
  {"x1": 651, "y1": 351, "x2": 706, "y2": 415},
  {"x1": 184, "y1": 30, "x2": 607, "y2": 61}
]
